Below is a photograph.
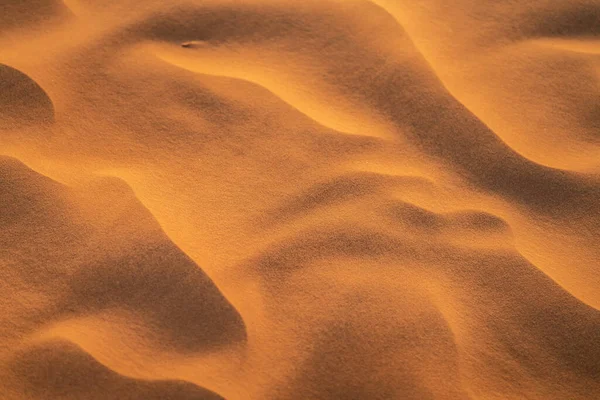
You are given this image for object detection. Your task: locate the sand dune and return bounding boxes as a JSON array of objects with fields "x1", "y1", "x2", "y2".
[
  {"x1": 1, "y1": 0, "x2": 599, "y2": 399},
  {"x1": 8, "y1": 340, "x2": 224, "y2": 400}
]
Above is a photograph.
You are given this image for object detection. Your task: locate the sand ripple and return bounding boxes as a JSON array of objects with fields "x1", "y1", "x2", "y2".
[{"x1": 1, "y1": 1, "x2": 600, "y2": 399}]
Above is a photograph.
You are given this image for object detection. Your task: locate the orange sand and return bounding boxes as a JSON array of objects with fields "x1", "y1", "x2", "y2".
[{"x1": 1, "y1": 1, "x2": 600, "y2": 399}]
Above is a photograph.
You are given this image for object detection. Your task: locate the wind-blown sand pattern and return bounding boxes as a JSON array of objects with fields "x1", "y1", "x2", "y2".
[{"x1": 1, "y1": 0, "x2": 600, "y2": 399}]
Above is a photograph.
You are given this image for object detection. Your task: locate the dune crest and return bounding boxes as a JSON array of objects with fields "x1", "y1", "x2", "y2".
[
  {"x1": 0, "y1": 65, "x2": 54, "y2": 133},
  {"x1": 6, "y1": 339, "x2": 224, "y2": 400}
]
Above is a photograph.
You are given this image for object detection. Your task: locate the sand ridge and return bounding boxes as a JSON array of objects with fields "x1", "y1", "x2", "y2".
[{"x1": 1, "y1": 0, "x2": 600, "y2": 399}]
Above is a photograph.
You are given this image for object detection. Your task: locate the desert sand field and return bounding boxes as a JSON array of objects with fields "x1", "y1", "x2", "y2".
[{"x1": 1, "y1": 0, "x2": 600, "y2": 399}]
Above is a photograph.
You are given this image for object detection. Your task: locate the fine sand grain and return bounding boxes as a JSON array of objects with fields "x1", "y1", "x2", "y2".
[{"x1": 1, "y1": 1, "x2": 599, "y2": 399}]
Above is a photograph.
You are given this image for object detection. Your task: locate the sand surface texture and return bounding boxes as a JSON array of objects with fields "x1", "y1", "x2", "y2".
[{"x1": 1, "y1": 0, "x2": 600, "y2": 399}]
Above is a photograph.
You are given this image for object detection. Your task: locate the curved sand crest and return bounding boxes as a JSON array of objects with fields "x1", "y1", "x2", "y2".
[
  {"x1": 370, "y1": 0, "x2": 600, "y2": 170},
  {"x1": 0, "y1": 64, "x2": 54, "y2": 130},
  {"x1": 5, "y1": 340, "x2": 223, "y2": 400},
  {"x1": 1, "y1": 0, "x2": 600, "y2": 399},
  {"x1": 0, "y1": 157, "x2": 245, "y2": 398}
]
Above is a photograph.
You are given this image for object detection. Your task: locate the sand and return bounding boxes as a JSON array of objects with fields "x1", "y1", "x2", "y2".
[{"x1": 1, "y1": 0, "x2": 599, "y2": 399}]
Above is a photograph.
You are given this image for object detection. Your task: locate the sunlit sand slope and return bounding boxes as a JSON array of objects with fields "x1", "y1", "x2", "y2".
[{"x1": 1, "y1": 0, "x2": 599, "y2": 399}]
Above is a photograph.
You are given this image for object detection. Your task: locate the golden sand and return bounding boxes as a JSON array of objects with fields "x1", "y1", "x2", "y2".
[{"x1": 1, "y1": 1, "x2": 599, "y2": 398}]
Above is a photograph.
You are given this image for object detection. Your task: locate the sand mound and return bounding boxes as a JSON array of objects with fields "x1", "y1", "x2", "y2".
[
  {"x1": 1, "y1": 0, "x2": 600, "y2": 399},
  {"x1": 0, "y1": 65, "x2": 54, "y2": 131},
  {"x1": 6, "y1": 339, "x2": 223, "y2": 400}
]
